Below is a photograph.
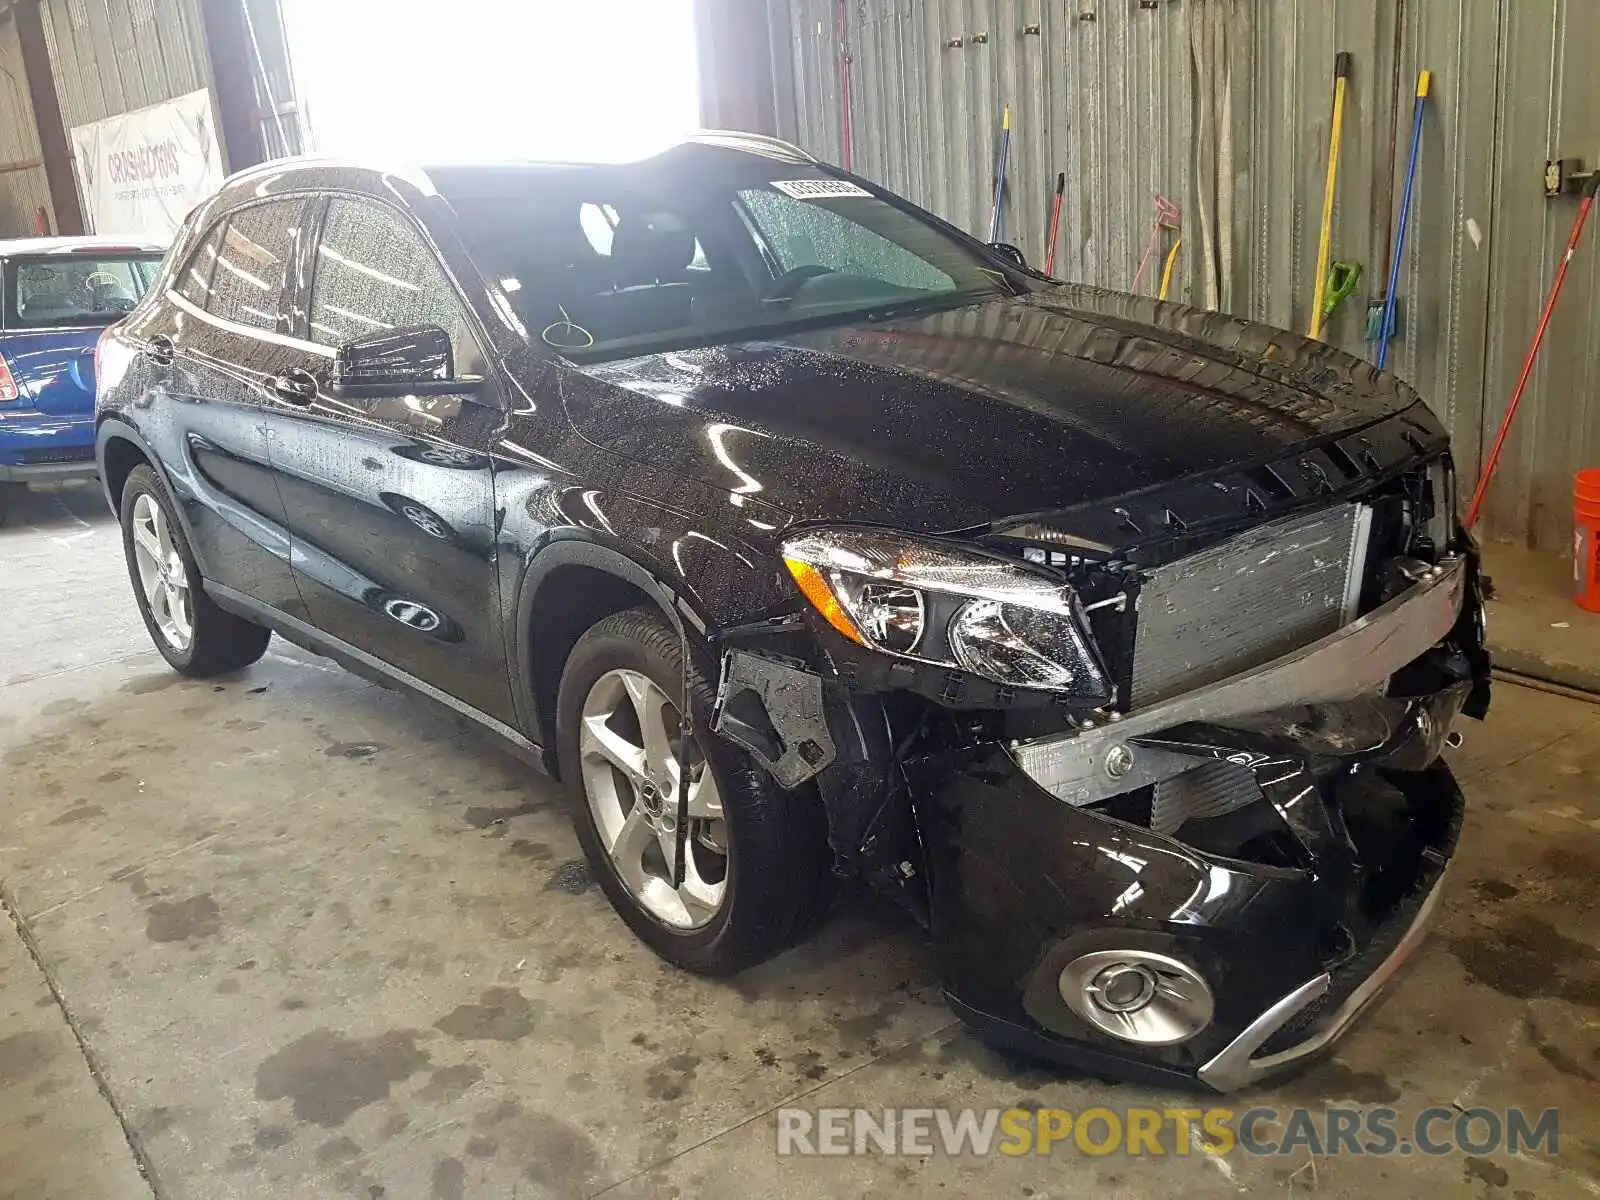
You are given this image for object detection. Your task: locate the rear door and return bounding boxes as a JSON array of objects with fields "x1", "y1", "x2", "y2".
[
  {"x1": 123, "y1": 199, "x2": 313, "y2": 617},
  {"x1": 267, "y1": 194, "x2": 514, "y2": 722}
]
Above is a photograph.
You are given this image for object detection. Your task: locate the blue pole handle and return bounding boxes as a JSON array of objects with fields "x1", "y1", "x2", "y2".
[
  {"x1": 989, "y1": 126, "x2": 1012, "y2": 242},
  {"x1": 1377, "y1": 90, "x2": 1427, "y2": 369}
]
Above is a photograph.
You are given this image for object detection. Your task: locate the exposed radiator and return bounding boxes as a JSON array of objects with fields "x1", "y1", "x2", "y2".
[
  {"x1": 1150, "y1": 760, "x2": 1263, "y2": 836},
  {"x1": 1131, "y1": 503, "x2": 1372, "y2": 707}
]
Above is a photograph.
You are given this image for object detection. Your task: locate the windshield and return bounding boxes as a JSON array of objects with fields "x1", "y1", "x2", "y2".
[
  {"x1": 4, "y1": 254, "x2": 162, "y2": 330},
  {"x1": 444, "y1": 153, "x2": 1020, "y2": 362}
]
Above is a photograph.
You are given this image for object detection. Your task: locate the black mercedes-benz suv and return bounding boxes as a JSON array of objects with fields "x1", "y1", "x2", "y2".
[{"x1": 96, "y1": 134, "x2": 1489, "y2": 1092}]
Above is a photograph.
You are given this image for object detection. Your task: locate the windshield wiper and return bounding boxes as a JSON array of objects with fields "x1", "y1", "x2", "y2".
[{"x1": 862, "y1": 289, "x2": 998, "y2": 323}]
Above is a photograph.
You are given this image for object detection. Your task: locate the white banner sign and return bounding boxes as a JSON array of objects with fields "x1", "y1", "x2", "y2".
[{"x1": 70, "y1": 89, "x2": 224, "y2": 237}]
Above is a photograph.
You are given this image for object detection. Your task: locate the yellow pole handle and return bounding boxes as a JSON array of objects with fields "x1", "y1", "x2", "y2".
[
  {"x1": 1158, "y1": 236, "x2": 1182, "y2": 301},
  {"x1": 1309, "y1": 65, "x2": 1350, "y2": 340}
]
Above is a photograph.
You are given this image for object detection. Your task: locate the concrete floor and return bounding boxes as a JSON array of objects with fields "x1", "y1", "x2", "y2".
[
  {"x1": 2, "y1": 481, "x2": 1599, "y2": 1199},
  {"x1": 1483, "y1": 541, "x2": 1600, "y2": 696}
]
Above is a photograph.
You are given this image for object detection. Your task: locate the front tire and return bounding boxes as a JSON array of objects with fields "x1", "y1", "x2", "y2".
[
  {"x1": 119, "y1": 464, "x2": 271, "y2": 677},
  {"x1": 556, "y1": 607, "x2": 831, "y2": 975}
]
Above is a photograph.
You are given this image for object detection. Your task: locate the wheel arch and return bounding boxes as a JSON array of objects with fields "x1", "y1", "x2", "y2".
[
  {"x1": 95, "y1": 417, "x2": 215, "y2": 582},
  {"x1": 515, "y1": 538, "x2": 705, "y2": 776},
  {"x1": 96, "y1": 418, "x2": 155, "y2": 515}
]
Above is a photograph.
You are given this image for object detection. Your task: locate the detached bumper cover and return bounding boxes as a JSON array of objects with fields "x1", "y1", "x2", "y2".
[
  {"x1": 1197, "y1": 798, "x2": 1457, "y2": 1092},
  {"x1": 906, "y1": 554, "x2": 1478, "y2": 1092}
]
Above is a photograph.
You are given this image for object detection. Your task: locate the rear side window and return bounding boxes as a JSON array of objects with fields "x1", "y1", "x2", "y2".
[
  {"x1": 308, "y1": 198, "x2": 474, "y2": 362},
  {"x1": 179, "y1": 200, "x2": 303, "y2": 331},
  {"x1": 5, "y1": 254, "x2": 161, "y2": 329},
  {"x1": 175, "y1": 228, "x2": 222, "y2": 308}
]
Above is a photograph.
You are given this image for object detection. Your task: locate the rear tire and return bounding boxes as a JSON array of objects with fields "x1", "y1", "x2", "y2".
[
  {"x1": 556, "y1": 606, "x2": 832, "y2": 975},
  {"x1": 119, "y1": 464, "x2": 271, "y2": 677},
  {"x1": 0, "y1": 482, "x2": 19, "y2": 527}
]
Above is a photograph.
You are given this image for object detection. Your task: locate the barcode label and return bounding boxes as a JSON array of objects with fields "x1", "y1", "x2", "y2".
[{"x1": 768, "y1": 179, "x2": 873, "y2": 200}]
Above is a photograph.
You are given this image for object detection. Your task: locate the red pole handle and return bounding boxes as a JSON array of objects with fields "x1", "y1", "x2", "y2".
[
  {"x1": 1465, "y1": 178, "x2": 1599, "y2": 530},
  {"x1": 1044, "y1": 173, "x2": 1065, "y2": 276}
]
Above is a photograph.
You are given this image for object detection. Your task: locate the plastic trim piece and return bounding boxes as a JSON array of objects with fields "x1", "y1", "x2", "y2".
[
  {"x1": 711, "y1": 650, "x2": 837, "y2": 788},
  {"x1": 0, "y1": 460, "x2": 97, "y2": 483}
]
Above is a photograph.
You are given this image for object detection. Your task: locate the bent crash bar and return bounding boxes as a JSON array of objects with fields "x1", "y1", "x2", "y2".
[{"x1": 1013, "y1": 554, "x2": 1468, "y2": 808}]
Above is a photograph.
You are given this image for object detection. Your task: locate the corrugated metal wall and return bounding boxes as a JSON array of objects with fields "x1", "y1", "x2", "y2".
[
  {"x1": 40, "y1": 0, "x2": 211, "y2": 130},
  {"x1": 0, "y1": 0, "x2": 304, "y2": 238},
  {"x1": 0, "y1": 0, "x2": 212, "y2": 238},
  {"x1": 0, "y1": 15, "x2": 52, "y2": 236},
  {"x1": 1480, "y1": 0, "x2": 1600, "y2": 548},
  {"x1": 776, "y1": 0, "x2": 1600, "y2": 552}
]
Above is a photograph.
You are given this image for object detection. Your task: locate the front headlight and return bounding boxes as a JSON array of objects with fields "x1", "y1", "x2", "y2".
[{"x1": 781, "y1": 528, "x2": 1111, "y2": 699}]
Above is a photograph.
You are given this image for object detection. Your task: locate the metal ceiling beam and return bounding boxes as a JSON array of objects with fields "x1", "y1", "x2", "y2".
[{"x1": 199, "y1": 0, "x2": 265, "y2": 172}]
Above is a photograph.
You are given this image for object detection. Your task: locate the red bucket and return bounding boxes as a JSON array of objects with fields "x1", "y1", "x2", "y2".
[{"x1": 1577, "y1": 468, "x2": 1600, "y2": 612}]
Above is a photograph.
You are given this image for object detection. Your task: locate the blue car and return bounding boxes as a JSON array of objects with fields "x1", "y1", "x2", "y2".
[{"x1": 0, "y1": 236, "x2": 167, "y2": 524}]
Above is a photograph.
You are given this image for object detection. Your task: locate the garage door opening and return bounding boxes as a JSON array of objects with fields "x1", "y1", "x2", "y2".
[{"x1": 281, "y1": 0, "x2": 701, "y2": 164}]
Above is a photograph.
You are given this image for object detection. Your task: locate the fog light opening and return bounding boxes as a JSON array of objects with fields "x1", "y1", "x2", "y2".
[{"x1": 1058, "y1": 950, "x2": 1215, "y2": 1046}]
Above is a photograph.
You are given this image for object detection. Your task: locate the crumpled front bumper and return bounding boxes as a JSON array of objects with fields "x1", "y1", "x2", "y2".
[{"x1": 905, "y1": 553, "x2": 1481, "y2": 1092}]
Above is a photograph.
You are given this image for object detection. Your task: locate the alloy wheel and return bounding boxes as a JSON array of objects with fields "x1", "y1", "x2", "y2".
[
  {"x1": 130, "y1": 493, "x2": 194, "y2": 653},
  {"x1": 578, "y1": 668, "x2": 728, "y2": 929}
]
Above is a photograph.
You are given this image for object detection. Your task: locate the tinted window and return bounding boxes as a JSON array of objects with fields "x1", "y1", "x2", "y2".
[
  {"x1": 443, "y1": 154, "x2": 1016, "y2": 363},
  {"x1": 201, "y1": 202, "x2": 301, "y2": 330},
  {"x1": 309, "y1": 199, "x2": 473, "y2": 360},
  {"x1": 176, "y1": 227, "x2": 222, "y2": 308},
  {"x1": 5, "y1": 254, "x2": 161, "y2": 329},
  {"x1": 579, "y1": 202, "x2": 619, "y2": 255}
]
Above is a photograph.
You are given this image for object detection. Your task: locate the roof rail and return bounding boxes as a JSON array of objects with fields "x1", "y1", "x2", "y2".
[
  {"x1": 216, "y1": 155, "x2": 440, "y2": 196},
  {"x1": 686, "y1": 130, "x2": 818, "y2": 164},
  {"x1": 214, "y1": 134, "x2": 820, "y2": 184}
]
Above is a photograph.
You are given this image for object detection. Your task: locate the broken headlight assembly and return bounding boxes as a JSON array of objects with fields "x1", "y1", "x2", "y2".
[{"x1": 781, "y1": 529, "x2": 1112, "y2": 699}]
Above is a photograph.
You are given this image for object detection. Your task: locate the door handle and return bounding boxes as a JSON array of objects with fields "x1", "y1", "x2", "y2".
[
  {"x1": 142, "y1": 334, "x2": 174, "y2": 366},
  {"x1": 273, "y1": 368, "x2": 320, "y2": 406}
]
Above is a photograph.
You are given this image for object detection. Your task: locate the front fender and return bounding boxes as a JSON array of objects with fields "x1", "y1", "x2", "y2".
[{"x1": 503, "y1": 496, "x2": 795, "y2": 761}]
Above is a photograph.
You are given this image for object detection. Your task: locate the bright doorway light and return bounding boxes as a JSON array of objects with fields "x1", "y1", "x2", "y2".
[{"x1": 281, "y1": 0, "x2": 701, "y2": 164}]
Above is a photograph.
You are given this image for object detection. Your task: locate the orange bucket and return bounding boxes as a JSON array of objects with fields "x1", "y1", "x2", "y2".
[{"x1": 1577, "y1": 468, "x2": 1600, "y2": 612}]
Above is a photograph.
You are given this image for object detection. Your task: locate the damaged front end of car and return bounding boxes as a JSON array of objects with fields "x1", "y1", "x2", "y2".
[{"x1": 710, "y1": 425, "x2": 1489, "y2": 1093}]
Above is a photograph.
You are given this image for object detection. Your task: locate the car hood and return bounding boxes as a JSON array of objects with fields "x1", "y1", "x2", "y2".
[{"x1": 561, "y1": 287, "x2": 1438, "y2": 534}]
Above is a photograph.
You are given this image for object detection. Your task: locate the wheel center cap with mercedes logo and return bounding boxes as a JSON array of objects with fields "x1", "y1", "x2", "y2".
[{"x1": 639, "y1": 780, "x2": 665, "y2": 819}]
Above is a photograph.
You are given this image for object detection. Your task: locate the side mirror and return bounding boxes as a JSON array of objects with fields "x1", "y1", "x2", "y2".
[
  {"x1": 988, "y1": 241, "x2": 1028, "y2": 269},
  {"x1": 332, "y1": 325, "x2": 478, "y2": 399}
]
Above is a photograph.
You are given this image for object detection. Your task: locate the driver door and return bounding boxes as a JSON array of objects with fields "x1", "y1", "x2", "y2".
[{"x1": 266, "y1": 195, "x2": 515, "y2": 723}]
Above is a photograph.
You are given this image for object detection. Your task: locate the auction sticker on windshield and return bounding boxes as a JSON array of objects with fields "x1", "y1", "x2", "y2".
[{"x1": 769, "y1": 179, "x2": 874, "y2": 200}]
